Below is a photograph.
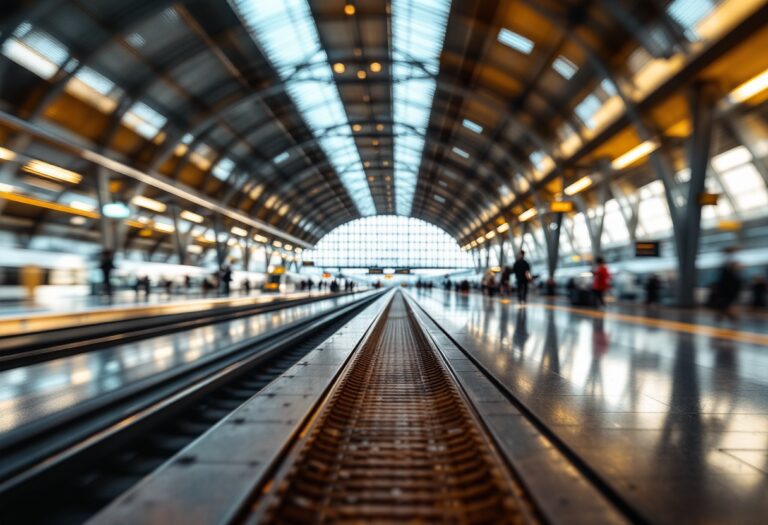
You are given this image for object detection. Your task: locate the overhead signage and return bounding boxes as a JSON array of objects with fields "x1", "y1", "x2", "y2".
[
  {"x1": 302, "y1": 260, "x2": 315, "y2": 266},
  {"x1": 697, "y1": 192, "x2": 720, "y2": 206},
  {"x1": 322, "y1": 272, "x2": 332, "y2": 278},
  {"x1": 549, "y1": 201, "x2": 574, "y2": 213},
  {"x1": 635, "y1": 241, "x2": 660, "y2": 257},
  {"x1": 394, "y1": 268, "x2": 411, "y2": 275},
  {"x1": 368, "y1": 268, "x2": 384, "y2": 275}
]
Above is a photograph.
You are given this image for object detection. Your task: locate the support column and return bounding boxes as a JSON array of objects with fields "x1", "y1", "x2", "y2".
[
  {"x1": 170, "y1": 204, "x2": 187, "y2": 266},
  {"x1": 675, "y1": 84, "x2": 717, "y2": 307},
  {"x1": 95, "y1": 167, "x2": 116, "y2": 252},
  {"x1": 213, "y1": 216, "x2": 227, "y2": 270},
  {"x1": 544, "y1": 213, "x2": 563, "y2": 279}
]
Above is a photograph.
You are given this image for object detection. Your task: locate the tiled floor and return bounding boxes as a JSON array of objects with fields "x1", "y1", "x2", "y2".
[
  {"x1": 0, "y1": 292, "x2": 368, "y2": 437},
  {"x1": 410, "y1": 289, "x2": 768, "y2": 525}
]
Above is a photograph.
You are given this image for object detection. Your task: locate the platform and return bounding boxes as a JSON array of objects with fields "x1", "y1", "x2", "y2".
[
  {"x1": 409, "y1": 288, "x2": 768, "y2": 525},
  {"x1": 0, "y1": 291, "x2": 373, "y2": 436}
]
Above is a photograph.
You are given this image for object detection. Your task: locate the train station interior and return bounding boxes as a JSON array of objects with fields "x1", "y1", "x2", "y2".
[{"x1": 0, "y1": 0, "x2": 767, "y2": 523}]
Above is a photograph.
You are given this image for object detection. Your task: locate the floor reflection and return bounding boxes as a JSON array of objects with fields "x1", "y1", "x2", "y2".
[{"x1": 413, "y1": 290, "x2": 768, "y2": 525}]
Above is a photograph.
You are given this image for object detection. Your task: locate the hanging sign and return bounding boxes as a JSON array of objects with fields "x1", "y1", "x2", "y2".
[
  {"x1": 635, "y1": 241, "x2": 660, "y2": 257},
  {"x1": 549, "y1": 201, "x2": 574, "y2": 213}
]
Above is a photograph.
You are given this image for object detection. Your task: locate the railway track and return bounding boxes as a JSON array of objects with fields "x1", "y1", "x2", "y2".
[
  {"x1": 0, "y1": 291, "x2": 384, "y2": 524},
  {"x1": 249, "y1": 292, "x2": 537, "y2": 524}
]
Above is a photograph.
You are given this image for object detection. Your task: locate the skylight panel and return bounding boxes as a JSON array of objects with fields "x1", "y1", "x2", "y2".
[
  {"x1": 122, "y1": 101, "x2": 167, "y2": 139},
  {"x1": 229, "y1": 0, "x2": 375, "y2": 216},
  {"x1": 212, "y1": 157, "x2": 236, "y2": 181},
  {"x1": 2, "y1": 25, "x2": 69, "y2": 79},
  {"x1": 391, "y1": 0, "x2": 452, "y2": 215},
  {"x1": 497, "y1": 28, "x2": 534, "y2": 54},
  {"x1": 666, "y1": 0, "x2": 715, "y2": 39},
  {"x1": 574, "y1": 93, "x2": 602, "y2": 129},
  {"x1": 552, "y1": 56, "x2": 577, "y2": 79},
  {"x1": 462, "y1": 119, "x2": 483, "y2": 134}
]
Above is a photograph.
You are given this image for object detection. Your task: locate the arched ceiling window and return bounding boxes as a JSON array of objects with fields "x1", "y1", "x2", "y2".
[{"x1": 304, "y1": 216, "x2": 473, "y2": 269}]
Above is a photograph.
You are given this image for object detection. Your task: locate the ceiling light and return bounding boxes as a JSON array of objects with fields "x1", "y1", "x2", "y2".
[
  {"x1": 352, "y1": 124, "x2": 362, "y2": 132},
  {"x1": 332, "y1": 62, "x2": 346, "y2": 74},
  {"x1": 0, "y1": 182, "x2": 17, "y2": 192},
  {"x1": 344, "y1": 4, "x2": 355, "y2": 15},
  {"x1": 357, "y1": 70, "x2": 367, "y2": 80},
  {"x1": 364, "y1": 161, "x2": 371, "y2": 168},
  {"x1": 253, "y1": 234, "x2": 268, "y2": 243},
  {"x1": 69, "y1": 200, "x2": 96, "y2": 212},
  {"x1": 497, "y1": 222, "x2": 510, "y2": 233},
  {"x1": 518, "y1": 207, "x2": 537, "y2": 222},
  {"x1": 23, "y1": 160, "x2": 82, "y2": 184},
  {"x1": 187, "y1": 244, "x2": 203, "y2": 254},
  {"x1": 131, "y1": 195, "x2": 167, "y2": 213},
  {"x1": 485, "y1": 231, "x2": 496, "y2": 240},
  {"x1": 729, "y1": 67, "x2": 768, "y2": 104},
  {"x1": 375, "y1": 123, "x2": 384, "y2": 131},
  {"x1": 153, "y1": 222, "x2": 175, "y2": 233},
  {"x1": 370, "y1": 62, "x2": 382, "y2": 73},
  {"x1": 180, "y1": 210, "x2": 204, "y2": 223},
  {"x1": 383, "y1": 160, "x2": 389, "y2": 167},
  {"x1": 0, "y1": 147, "x2": 16, "y2": 161},
  {"x1": 284, "y1": 244, "x2": 293, "y2": 251},
  {"x1": 611, "y1": 140, "x2": 659, "y2": 170},
  {"x1": 476, "y1": 236, "x2": 486, "y2": 244},
  {"x1": 102, "y1": 202, "x2": 130, "y2": 219},
  {"x1": 452, "y1": 146, "x2": 470, "y2": 159},
  {"x1": 231, "y1": 226, "x2": 247, "y2": 237},
  {"x1": 272, "y1": 240, "x2": 283, "y2": 248},
  {"x1": 70, "y1": 216, "x2": 87, "y2": 226},
  {"x1": 462, "y1": 119, "x2": 483, "y2": 134},
  {"x1": 497, "y1": 28, "x2": 534, "y2": 54},
  {"x1": 552, "y1": 56, "x2": 577, "y2": 79},
  {"x1": 564, "y1": 176, "x2": 593, "y2": 196},
  {"x1": 372, "y1": 139, "x2": 380, "y2": 146}
]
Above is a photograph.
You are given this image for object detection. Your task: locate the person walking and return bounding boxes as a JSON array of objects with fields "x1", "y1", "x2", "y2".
[
  {"x1": 512, "y1": 250, "x2": 532, "y2": 305},
  {"x1": 592, "y1": 257, "x2": 611, "y2": 308},
  {"x1": 99, "y1": 249, "x2": 115, "y2": 296},
  {"x1": 713, "y1": 260, "x2": 742, "y2": 322}
]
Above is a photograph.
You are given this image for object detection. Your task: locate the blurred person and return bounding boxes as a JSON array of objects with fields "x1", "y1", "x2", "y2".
[
  {"x1": 712, "y1": 259, "x2": 742, "y2": 322},
  {"x1": 220, "y1": 265, "x2": 233, "y2": 295},
  {"x1": 645, "y1": 274, "x2": 661, "y2": 305},
  {"x1": 512, "y1": 250, "x2": 532, "y2": 305},
  {"x1": 592, "y1": 257, "x2": 611, "y2": 308},
  {"x1": 500, "y1": 265, "x2": 512, "y2": 296},
  {"x1": 242, "y1": 279, "x2": 251, "y2": 295},
  {"x1": 751, "y1": 276, "x2": 766, "y2": 309},
  {"x1": 184, "y1": 274, "x2": 192, "y2": 293},
  {"x1": 481, "y1": 269, "x2": 496, "y2": 296},
  {"x1": 99, "y1": 249, "x2": 115, "y2": 296}
]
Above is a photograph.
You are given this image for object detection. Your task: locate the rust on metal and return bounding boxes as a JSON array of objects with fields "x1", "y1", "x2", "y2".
[{"x1": 250, "y1": 292, "x2": 535, "y2": 524}]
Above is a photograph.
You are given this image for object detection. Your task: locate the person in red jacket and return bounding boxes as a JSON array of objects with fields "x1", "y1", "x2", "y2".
[{"x1": 592, "y1": 256, "x2": 611, "y2": 307}]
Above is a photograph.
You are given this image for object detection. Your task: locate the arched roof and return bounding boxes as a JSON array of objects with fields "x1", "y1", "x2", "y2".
[{"x1": 0, "y1": 0, "x2": 767, "y2": 256}]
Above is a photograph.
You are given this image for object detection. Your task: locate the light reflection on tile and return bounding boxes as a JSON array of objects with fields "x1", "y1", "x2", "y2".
[
  {"x1": 0, "y1": 293, "x2": 369, "y2": 435},
  {"x1": 411, "y1": 289, "x2": 768, "y2": 525}
]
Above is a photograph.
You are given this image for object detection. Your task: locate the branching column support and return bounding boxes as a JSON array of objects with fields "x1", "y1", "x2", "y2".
[
  {"x1": 170, "y1": 204, "x2": 188, "y2": 266},
  {"x1": 667, "y1": 84, "x2": 717, "y2": 307}
]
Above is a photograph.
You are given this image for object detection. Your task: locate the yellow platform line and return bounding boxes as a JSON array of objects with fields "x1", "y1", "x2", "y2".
[{"x1": 518, "y1": 301, "x2": 768, "y2": 347}]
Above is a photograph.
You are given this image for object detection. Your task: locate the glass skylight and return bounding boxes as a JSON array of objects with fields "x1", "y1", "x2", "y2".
[
  {"x1": 666, "y1": 0, "x2": 716, "y2": 39},
  {"x1": 497, "y1": 28, "x2": 534, "y2": 54},
  {"x1": 462, "y1": 119, "x2": 483, "y2": 134},
  {"x1": 122, "y1": 101, "x2": 167, "y2": 139},
  {"x1": 391, "y1": 0, "x2": 452, "y2": 215},
  {"x1": 212, "y1": 157, "x2": 236, "y2": 181},
  {"x1": 2, "y1": 23, "x2": 69, "y2": 80},
  {"x1": 552, "y1": 56, "x2": 577, "y2": 79},
  {"x1": 229, "y1": 0, "x2": 375, "y2": 216}
]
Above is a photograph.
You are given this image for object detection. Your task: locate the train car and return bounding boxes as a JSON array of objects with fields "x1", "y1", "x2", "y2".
[{"x1": 262, "y1": 265, "x2": 300, "y2": 293}]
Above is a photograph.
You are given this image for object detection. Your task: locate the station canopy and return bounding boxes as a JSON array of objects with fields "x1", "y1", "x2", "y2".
[{"x1": 1, "y1": 0, "x2": 767, "y2": 253}]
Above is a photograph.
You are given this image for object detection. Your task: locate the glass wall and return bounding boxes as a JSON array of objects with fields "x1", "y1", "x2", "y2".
[{"x1": 304, "y1": 215, "x2": 473, "y2": 269}]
